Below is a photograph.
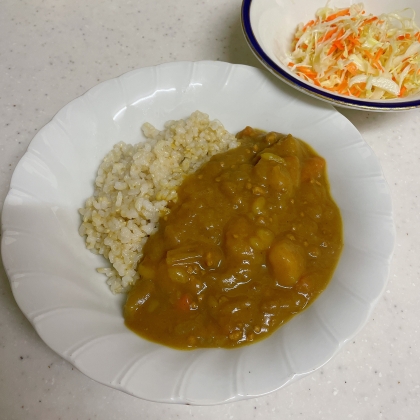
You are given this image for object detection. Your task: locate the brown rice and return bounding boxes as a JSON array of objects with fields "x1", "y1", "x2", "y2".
[{"x1": 78, "y1": 111, "x2": 238, "y2": 293}]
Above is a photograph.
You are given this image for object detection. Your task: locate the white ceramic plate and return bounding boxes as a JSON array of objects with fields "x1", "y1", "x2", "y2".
[
  {"x1": 1, "y1": 61, "x2": 395, "y2": 405},
  {"x1": 242, "y1": 0, "x2": 420, "y2": 111}
]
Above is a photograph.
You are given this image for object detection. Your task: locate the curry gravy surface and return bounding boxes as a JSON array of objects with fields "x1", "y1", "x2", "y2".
[{"x1": 124, "y1": 127, "x2": 343, "y2": 349}]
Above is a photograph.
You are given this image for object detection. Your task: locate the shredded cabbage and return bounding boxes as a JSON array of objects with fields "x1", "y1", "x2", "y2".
[{"x1": 286, "y1": 3, "x2": 420, "y2": 99}]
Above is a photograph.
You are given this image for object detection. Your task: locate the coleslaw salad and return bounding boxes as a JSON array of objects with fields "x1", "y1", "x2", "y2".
[{"x1": 286, "y1": 3, "x2": 420, "y2": 99}]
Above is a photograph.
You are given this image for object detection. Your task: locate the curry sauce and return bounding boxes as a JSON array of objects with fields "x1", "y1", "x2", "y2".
[{"x1": 124, "y1": 127, "x2": 343, "y2": 349}]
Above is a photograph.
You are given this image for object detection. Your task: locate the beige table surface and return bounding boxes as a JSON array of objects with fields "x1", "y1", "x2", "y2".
[{"x1": 1, "y1": 0, "x2": 419, "y2": 419}]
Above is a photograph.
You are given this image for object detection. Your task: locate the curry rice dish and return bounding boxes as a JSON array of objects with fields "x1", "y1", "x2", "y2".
[{"x1": 80, "y1": 112, "x2": 343, "y2": 349}]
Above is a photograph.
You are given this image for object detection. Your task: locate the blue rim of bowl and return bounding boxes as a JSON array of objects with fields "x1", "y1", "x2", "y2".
[{"x1": 241, "y1": 0, "x2": 420, "y2": 111}]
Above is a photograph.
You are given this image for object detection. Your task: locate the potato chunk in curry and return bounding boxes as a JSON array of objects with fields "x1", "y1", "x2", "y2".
[{"x1": 124, "y1": 128, "x2": 343, "y2": 349}]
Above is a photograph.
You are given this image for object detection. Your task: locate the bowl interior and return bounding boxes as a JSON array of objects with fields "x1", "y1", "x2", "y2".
[{"x1": 247, "y1": 0, "x2": 420, "y2": 108}]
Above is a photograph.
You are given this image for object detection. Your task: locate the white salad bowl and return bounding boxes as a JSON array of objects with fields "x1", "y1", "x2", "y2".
[
  {"x1": 1, "y1": 61, "x2": 395, "y2": 404},
  {"x1": 242, "y1": 0, "x2": 420, "y2": 111}
]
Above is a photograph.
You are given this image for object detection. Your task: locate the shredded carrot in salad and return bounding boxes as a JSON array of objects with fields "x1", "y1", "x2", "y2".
[{"x1": 286, "y1": 3, "x2": 420, "y2": 99}]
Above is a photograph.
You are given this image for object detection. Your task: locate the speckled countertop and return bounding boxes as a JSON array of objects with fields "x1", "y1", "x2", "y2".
[{"x1": 1, "y1": 0, "x2": 419, "y2": 419}]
